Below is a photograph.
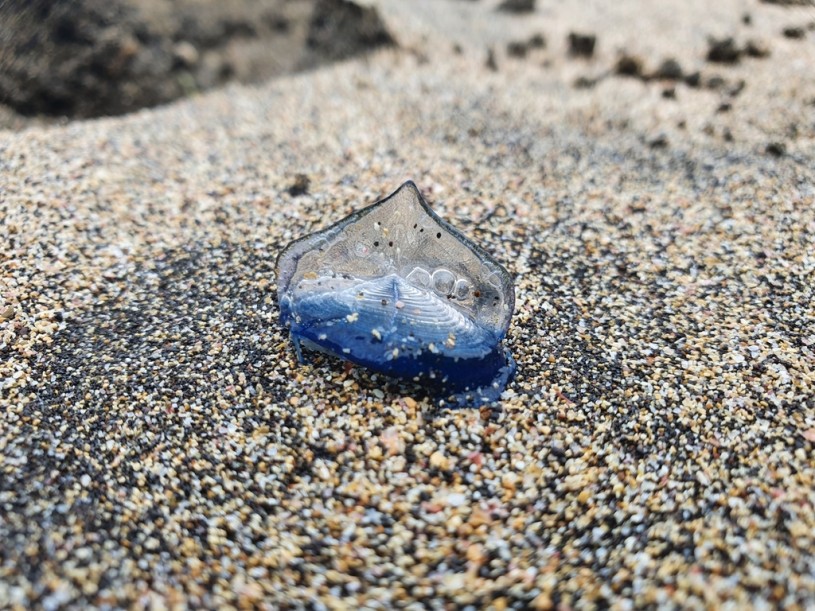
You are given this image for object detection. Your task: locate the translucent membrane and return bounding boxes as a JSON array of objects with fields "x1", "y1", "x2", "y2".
[{"x1": 276, "y1": 181, "x2": 516, "y2": 406}]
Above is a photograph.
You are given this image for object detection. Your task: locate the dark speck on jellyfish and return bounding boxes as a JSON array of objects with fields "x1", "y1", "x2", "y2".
[{"x1": 276, "y1": 180, "x2": 516, "y2": 407}]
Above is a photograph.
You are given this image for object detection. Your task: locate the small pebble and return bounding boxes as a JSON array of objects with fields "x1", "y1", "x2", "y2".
[
  {"x1": 568, "y1": 32, "x2": 597, "y2": 58},
  {"x1": 782, "y1": 26, "x2": 805, "y2": 39}
]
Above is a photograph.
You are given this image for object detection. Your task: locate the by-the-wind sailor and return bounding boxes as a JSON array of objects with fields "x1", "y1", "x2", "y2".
[{"x1": 276, "y1": 180, "x2": 516, "y2": 405}]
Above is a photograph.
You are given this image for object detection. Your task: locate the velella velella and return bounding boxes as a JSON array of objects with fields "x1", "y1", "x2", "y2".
[{"x1": 276, "y1": 180, "x2": 516, "y2": 405}]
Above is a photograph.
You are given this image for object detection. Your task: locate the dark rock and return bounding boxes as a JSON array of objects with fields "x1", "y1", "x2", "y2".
[
  {"x1": 507, "y1": 34, "x2": 546, "y2": 57},
  {"x1": 507, "y1": 33, "x2": 546, "y2": 58},
  {"x1": 614, "y1": 54, "x2": 645, "y2": 78},
  {"x1": 691, "y1": 73, "x2": 745, "y2": 96},
  {"x1": 782, "y1": 26, "x2": 806, "y2": 39},
  {"x1": 265, "y1": 13, "x2": 291, "y2": 32},
  {"x1": 496, "y1": 0, "x2": 536, "y2": 13},
  {"x1": 706, "y1": 37, "x2": 741, "y2": 63},
  {"x1": 765, "y1": 142, "x2": 787, "y2": 156},
  {"x1": 568, "y1": 33, "x2": 596, "y2": 58},
  {"x1": 716, "y1": 101, "x2": 732, "y2": 113},
  {"x1": 527, "y1": 33, "x2": 546, "y2": 49},
  {"x1": 662, "y1": 86, "x2": 676, "y2": 99},
  {"x1": 305, "y1": 0, "x2": 395, "y2": 62},
  {"x1": 705, "y1": 75, "x2": 727, "y2": 90},
  {"x1": 653, "y1": 58, "x2": 683, "y2": 80},
  {"x1": 507, "y1": 41, "x2": 528, "y2": 58},
  {"x1": 648, "y1": 133, "x2": 669, "y2": 149},
  {"x1": 0, "y1": 0, "x2": 141, "y2": 117},
  {"x1": 287, "y1": 174, "x2": 310, "y2": 197},
  {"x1": 0, "y1": 0, "x2": 393, "y2": 120},
  {"x1": 684, "y1": 71, "x2": 702, "y2": 88}
]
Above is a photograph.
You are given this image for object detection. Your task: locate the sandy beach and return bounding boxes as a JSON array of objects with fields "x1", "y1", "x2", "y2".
[{"x1": 1, "y1": 0, "x2": 814, "y2": 608}]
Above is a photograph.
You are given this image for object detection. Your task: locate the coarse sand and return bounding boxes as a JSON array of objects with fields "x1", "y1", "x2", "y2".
[{"x1": 1, "y1": 1, "x2": 814, "y2": 608}]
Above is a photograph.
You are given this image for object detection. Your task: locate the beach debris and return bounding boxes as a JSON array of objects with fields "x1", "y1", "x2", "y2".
[
  {"x1": 527, "y1": 33, "x2": 547, "y2": 49},
  {"x1": 276, "y1": 181, "x2": 516, "y2": 405},
  {"x1": 287, "y1": 173, "x2": 310, "y2": 197},
  {"x1": 0, "y1": 0, "x2": 396, "y2": 119},
  {"x1": 765, "y1": 141, "x2": 787, "y2": 156},
  {"x1": 782, "y1": 26, "x2": 806, "y2": 39},
  {"x1": 706, "y1": 36, "x2": 741, "y2": 63},
  {"x1": 652, "y1": 58, "x2": 684, "y2": 80},
  {"x1": 496, "y1": 0, "x2": 536, "y2": 14},
  {"x1": 648, "y1": 132, "x2": 669, "y2": 149},
  {"x1": 614, "y1": 54, "x2": 645, "y2": 78},
  {"x1": 507, "y1": 41, "x2": 529, "y2": 59},
  {"x1": 306, "y1": 0, "x2": 395, "y2": 61},
  {"x1": 568, "y1": 32, "x2": 597, "y2": 58},
  {"x1": 506, "y1": 33, "x2": 547, "y2": 59}
]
